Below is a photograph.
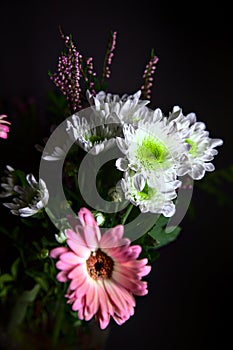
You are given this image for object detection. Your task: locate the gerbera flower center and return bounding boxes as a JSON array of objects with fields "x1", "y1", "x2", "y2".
[
  {"x1": 136, "y1": 136, "x2": 168, "y2": 170},
  {"x1": 185, "y1": 138, "x2": 198, "y2": 156},
  {"x1": 86, "y1": 248, "x2": 114, "y2": 280}
]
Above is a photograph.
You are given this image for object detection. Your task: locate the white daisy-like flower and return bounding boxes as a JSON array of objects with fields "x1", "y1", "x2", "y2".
[
  {"x1": 66, "y1": 112, "x2": 119, "y2": 155},
  {"x1": 168, "y1": 106, "x2": 223, "y2": 180},
  {"x1": 42, "y1": 140, "x2": 71, "y2": 161},
  {"x1": 116, "y1": 107, "x2": 189, "y2": 178},
  {"x1": 66, "y1": 90, "x2": 150, "y2": 155},
  {"x1": 0, "y1": 165, "x2": 16, "y2": 198},
  {"x1": 3, "y1": 174, "x2": 49, "y2": 217},
  {"x1": 121, "y1": 170, "x2": 181, "y2": 217},
  {"x1": 87, "y1": 89, "x2": 150, "y2": 125}
]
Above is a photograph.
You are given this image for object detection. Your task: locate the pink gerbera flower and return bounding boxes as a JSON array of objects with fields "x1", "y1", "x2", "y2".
[
  {"x1": 50, "y1": 207, "x2": 151, "y2": 329},
  {"x1": 0, "y1": 115, "x2": 11, "y2": 139}
]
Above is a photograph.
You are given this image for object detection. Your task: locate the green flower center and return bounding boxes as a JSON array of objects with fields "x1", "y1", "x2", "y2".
[
  {"x1": 137, "y1": 182, "x2": 151, "y2": 200},
  {"x1": 88, "y1": 135, "x2": 104, "y2": 144},
  {"x1": 136, "y1": 137, "x2": 168, "y2": 170},
  {"x1": 185, "y1": 138, "x2": 198, "y2": 156}
]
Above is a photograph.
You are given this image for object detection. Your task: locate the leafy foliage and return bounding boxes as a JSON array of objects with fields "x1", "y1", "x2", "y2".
[{"x1": 134, "y1": 215, "x2": 182, "y2": 263}]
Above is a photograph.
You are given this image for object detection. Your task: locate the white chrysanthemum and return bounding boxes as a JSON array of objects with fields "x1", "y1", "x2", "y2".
[
  {"x1": 168, "y1": 106, "x2": 223, "y2": 180},
  {"x1": 87, "y1": 89, "x2": 150, "y2": 125},
  {"x1": 121, "y1": 170, "x2": 181, "y2": 217},
  {"x1": 42, "y1": 140, "x2": 71, "y2": 161},
  {"x1": 3, "y1": 174, "x2": 49, "y2": 217},
  {"x1": 66, "y1": 112, "x2": 119, "y2": 155},
  {"x1": 116, "y1": 108, "x2": 189, "y2": 177}
]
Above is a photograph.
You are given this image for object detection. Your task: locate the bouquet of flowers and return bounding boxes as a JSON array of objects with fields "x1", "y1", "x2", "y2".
[{"x1": 0, "y1": 29, "x2": 223, "y2": 349}]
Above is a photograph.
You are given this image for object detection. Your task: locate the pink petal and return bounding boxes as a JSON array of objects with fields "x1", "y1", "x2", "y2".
[
  {"x1": 65, "y1": 228, "x2": 86, "y2": 247},
  {"x1": 69, "y1": 269, "x2": 87, "y2": 290},
  {"x1": 96, "y1": 311, "x2": 110, "y2": 330},
  {"x1": 56, "y1": 260, "x2": 73, "y2": 271},
  {"x1": 94, "y1": 281, "x2": 116, "y2": 329},
  {"x1": 57, "y1": 271, "x2": 69, "y2": 282},
  {"x1": 68, "y1": 265, "x2": 88, "y2": 280},
  {"x1": 78, "y1": 207, "x2": 98, "y2": 227},
  {"x1": 103, "y1": 279, "x2": 129, "y2": 312},
  {"x1": 83, "y1": 225, "x2": 101, "y2": 250},
  {"x1": 67, "y1": 239, "x2": 90, "y2": 258},
  {"x1": 60, "y1": 251, "x2": 83, "y2": 265},
  {"x1": 50, "y1": 247, "x2": 69, "y2": 259},
  {"x1": 76, "y1": 295, "x2": 85, "y2": 319},
  {"x1": 128, "y1": 245, "x2": 142, "y2": 259},
  {"x1": 78, "y1": 305, "x2": 84, "y2": 320},
  {"x1": 0, "y1": 125, "x2": 10, "y2": 132},
  {"x1": 114, "y1": 265, "x2": 140, "y2": 281},
  {"x1": 66, "y1": 214, "x2": 81, "y2": 230},
  {"x1": 100, "y1": 225, "x2": 126, "y2": 249},
  {"x1": 134, "y1": 284, "x2": 149, "y2": 296},
  {"x1": 104, "y1": 279, "x2": 135, "y2": 322},
  {"x1": 112, "y1": 270, "x2": 144, "y2": 292},
  {"x1": 72, "y1": 296, "x2": 84, "y2": 311},
  {"x1": 76, "y1": 277, "x2": 91, "y2": 299},
  {"x1": 122, "y1": 258, "x2": 149, "y2": 268},
  {"x1": 84, "y1": 282, "x2": 99, "y2": 320},
  {"x1": 112, "y1": 302, "x2": 135, "y2": 325},
  {"x1": 137, "y1": 265, "x2": 152, "y2": 277},
  {"x1": 0, "y1": 131, "x2": 8, "y2": 139}
]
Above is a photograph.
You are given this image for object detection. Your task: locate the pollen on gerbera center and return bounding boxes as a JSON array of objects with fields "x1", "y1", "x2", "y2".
[{"x1": 86, "y1": 249, "x2": 114, "y2": 280}]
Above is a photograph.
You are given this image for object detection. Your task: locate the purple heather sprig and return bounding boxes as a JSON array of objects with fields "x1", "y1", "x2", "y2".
[
  {"x1": 101, "y1": 31, "x2": 117, "y2": 86},
  {"x1": 49, "y1": 30, "x2": 82, "y2": 112},
  {"x1": 82, "y1": 56, "x2": 97, "y2": 96},
  {"x1": 50, "y1": 29, "x2": 99, "y2": 111},
  {"x1": 141, "y1": 49, "x2": 159, "y2": 100}
]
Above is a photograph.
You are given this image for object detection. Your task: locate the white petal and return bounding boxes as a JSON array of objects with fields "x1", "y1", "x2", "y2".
[
  {"x1": 204, "y1": 163, "x2": 215, "y2": 172},
  {"x1": 89, "y1": 143, "x2": 105, "y2": 155},
  {"x1": 132, "y1": 174, "x2": 146, "y2": 192},
  {"x1": 162, "y1": 203, "x2": 176, "y2": 217},
  {"x1": 18, "y1": 207, "x2": 38, "y2": 217},
  {"x1": 115, "y1": 158, "x2": 128, "y2": 171},
  {"x1": 209, "y1": 138, "x2": 223, "y2": 148},
  {"x1": 190, "y1": 164, "x2": 205, "y2": 180},
  {"x1": 26, "y1": 174, "x2": 37, "y2": 187},
  {"x1": 116, "y1": 137, "x2": 128, "y2": 154}
]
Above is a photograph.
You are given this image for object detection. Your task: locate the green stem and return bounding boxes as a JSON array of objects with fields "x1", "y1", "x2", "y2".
[
  {"x1": 51, "y1": 298, "x2": 64, "y2": 349},
  {"x1": 121, "y1": 204, "x2": 134, "y2": 225}
]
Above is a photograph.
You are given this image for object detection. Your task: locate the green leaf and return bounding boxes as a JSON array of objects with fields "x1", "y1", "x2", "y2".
[
  {"x1": 0, "y1": 284, "x2": 12, "y2": 298},
  {"x1": 33, "y1": 276, "x2": 49, "y2": 292},
  {"x1": 0, "y1": 273, "x2": 14, "y2": 284},
  {"x1": 14, "y1": 169, "x2": 27, "y2": 187},
  {"x1": 8, "y1": 284, "x2": 40, "y2": 332},
  {"x1": 154, "y1": 215, "x2": 169, "y2": 228},
  {"x1": 141, "y1": 247, "x2": 160, "y2": 263},
  {"x1": 11, "y1": 258, "x2": 20, "y2": 279},
  {"x1": 148, "y1": 225, "x2": 181, "y2": 249}
]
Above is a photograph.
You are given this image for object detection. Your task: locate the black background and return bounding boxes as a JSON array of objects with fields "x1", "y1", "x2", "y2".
[{"x1": 0, "y1": 1, "x2": 233, "y2": 349}]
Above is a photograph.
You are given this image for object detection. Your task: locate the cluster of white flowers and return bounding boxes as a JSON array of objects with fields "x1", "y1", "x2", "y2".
[
  {"x1": 66, "y1": 90, "x2": 223, "y2": 217},
  {"x1": 0, "y1": 90, "x2": 223, "y2": 219}
]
